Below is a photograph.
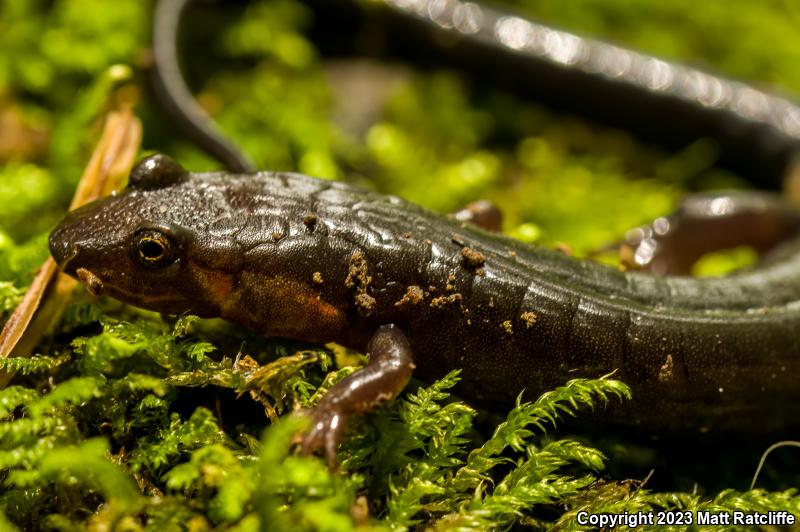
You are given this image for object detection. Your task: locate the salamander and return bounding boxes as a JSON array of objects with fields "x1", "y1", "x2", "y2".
[{"x1": 49, "y1": 0, "x2": 800, "y2": 468}]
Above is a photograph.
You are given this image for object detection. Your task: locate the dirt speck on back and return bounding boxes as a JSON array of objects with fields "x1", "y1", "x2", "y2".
[
  {"x1": 312, "y1": 272, "x2": 324, "y2": 285},
  {"x1": 346, "y1": 251, "x2": 375, "y2": 316},
  {"x1": 520, "y1": 311, "x2": 537, "y2": 328},
  {"x1": 355, "y1": 293, "x2": 377, "y2": 315},
  {"x1": 395, "y1": 285, "x2": 424, "y2": 307},
  {"x1": 303, "y1": 213, "x2": 317, "y2": 230},
  {"x1": 461, "y1": 247, "x2": 485, "y2": 271},
  {"x1": 502, "y1": 320, "x2": 513, "y2": 335},
  {"x1": 658, "y1": 354, "x2": 674, "y2": 383},
  {"x1": 430, "y1": 293, "x2": 463, "y2": 309},
  {"x1": 345, "y1": 251, "x2": 371, "y2": 290}
]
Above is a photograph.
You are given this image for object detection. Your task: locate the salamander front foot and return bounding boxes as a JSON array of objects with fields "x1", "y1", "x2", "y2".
[
  {"x1": 299, "y1": 404, "x2": 346, "y2": 471},
  {"x1": 297, "y1": 324, "x2": 415, "y2": 470}
]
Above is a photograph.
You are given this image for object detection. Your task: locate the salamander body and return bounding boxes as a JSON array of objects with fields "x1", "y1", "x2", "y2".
[
  {"x1": 49, "y1": 155, "x2": 800, "y2": 435},
  {"x1": 48, "y1": 0, "x2": 800, "y2": 464}
]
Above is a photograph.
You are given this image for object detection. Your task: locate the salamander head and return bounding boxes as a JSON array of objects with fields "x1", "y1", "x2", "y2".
[{"x1": 49, "y1": 154, "x2": 226, "y2": 316}]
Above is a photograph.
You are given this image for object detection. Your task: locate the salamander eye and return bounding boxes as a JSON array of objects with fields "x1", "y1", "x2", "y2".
[{"x1": 132, "y1": 229, "x2": 177, "y2": 269}]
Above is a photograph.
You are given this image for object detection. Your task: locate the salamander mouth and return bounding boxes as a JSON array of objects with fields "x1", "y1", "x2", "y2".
[{"x1": 102, "y1": 283, "x2": 201, "y2": 316}]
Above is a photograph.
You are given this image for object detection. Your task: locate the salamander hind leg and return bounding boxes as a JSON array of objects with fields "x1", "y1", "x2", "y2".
[
  {"x1": 451, "y1": 200, "x2": 503, "y2": 232},
  {"x1": 621, "y1": 191, "x2": 800, "y2": 275},
  {"x1": 298, "y1": 324, "x2": 415, "y2": 470}
]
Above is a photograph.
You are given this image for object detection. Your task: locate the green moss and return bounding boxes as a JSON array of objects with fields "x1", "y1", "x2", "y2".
[
  {"x1": 692, "y1": 246, "x2": 759, "y2": 277},
  {"x1": 1, "y1": 0, "x2": 799, "y2": 529}
]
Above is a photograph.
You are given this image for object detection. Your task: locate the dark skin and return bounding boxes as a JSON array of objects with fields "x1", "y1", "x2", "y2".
[
  {"x1": 48, "y1": 0, "x2": 800, "y2": 468},
  {"x1": 51, "y1": 154, "x2": 800, "y2": 469}
]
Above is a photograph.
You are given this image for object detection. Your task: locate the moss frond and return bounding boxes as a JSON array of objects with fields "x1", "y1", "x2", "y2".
[
  {"x1": 3, "y1": 0, "x2": 799, "y2": 528},
  {"x1": 0, "y1": 353, "x2": 70, "y2": 375}
]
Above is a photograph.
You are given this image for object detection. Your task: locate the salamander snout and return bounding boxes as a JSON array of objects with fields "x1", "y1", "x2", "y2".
[
  {"x1": 48, "y1": 197, "x2": 118, "y2": 276},
  {"x1": 48, "y1": 226, "x2": 78, "y2": 273},
  {"x1": 48, "y1": 212, "x2": 100, "y2": 277},
  {"x1": 49, "y1": 212, "x2": 113, "y2": 297}
]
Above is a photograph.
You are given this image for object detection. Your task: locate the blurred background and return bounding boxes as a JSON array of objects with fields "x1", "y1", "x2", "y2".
[{"x1": 2, "y1": 0, "x2": 800, "y2": 499}]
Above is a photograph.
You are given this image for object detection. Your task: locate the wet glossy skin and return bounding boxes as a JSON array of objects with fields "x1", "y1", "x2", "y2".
[
  {"x1": 50, "y1": 155, "x2": 800, "y2": 435},
  {"x1": 49, "y1": 0, "x2": 800, "y2": 466}
]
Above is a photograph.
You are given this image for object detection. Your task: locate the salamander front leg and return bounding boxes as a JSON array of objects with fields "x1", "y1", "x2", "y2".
[{"x1": 299, "y1": 324, "x2": 415, "y2": 470}]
